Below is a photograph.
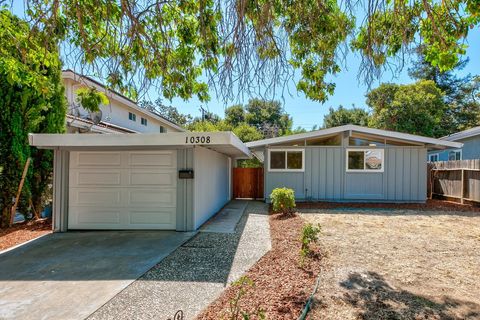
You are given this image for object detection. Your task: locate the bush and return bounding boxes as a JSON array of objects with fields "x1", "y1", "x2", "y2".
[
  {"x1": 270, "y1": 187, "x2": 296, "y2": 214},
  {"x1": 299, "y1": 223, "x2": 322, "y2": 266}
]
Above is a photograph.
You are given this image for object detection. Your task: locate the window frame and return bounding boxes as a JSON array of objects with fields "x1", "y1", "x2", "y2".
[
  {"x1": 128, "y1": 112, "x2": 136, "y2": 121},
  {"x1": 448, "y1": 149, "x2": 462, "y2": 161},
  {"x1": 159, "y1": 126, "x2": 166, "y2": 133},
  {"x1": 141, "y1": 117, "x2": 148, "y2": 126},
  {"x1": 346, "y1": 148, "x2": 385, "y2": 173},
  {"x1": 268, "y1": 149, "x2": 305, "y2": 172},
  {"x1": 428, "y1": 153, "x2": 439, "y2": 162}
]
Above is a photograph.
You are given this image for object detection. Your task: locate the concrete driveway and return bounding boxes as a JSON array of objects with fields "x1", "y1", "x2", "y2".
[{"x1": 0, "y1": 231, "x2": 195, "y2": 320}]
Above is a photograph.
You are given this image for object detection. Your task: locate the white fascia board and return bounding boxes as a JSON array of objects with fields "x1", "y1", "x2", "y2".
[
  {"x1": 62, "y1": 70, "x2": 186, "y2": 132},
  {"x1": 440, "y1": 126, "x2": 480, "y2": 142},
  {"x1": 29, "y1": 131, "x2": 250, "y2": 157},
  {"x1": 246, "y1": 125, "x2": 463, "y2": 149}
]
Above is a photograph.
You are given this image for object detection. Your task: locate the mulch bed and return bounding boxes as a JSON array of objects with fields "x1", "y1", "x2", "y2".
[
  {"x1": 197, "y1": 212, "x2": 323, "y2": 320},
  {"x1": 0, "y1": 219, "x2": 52, "y2": 251},
  {"x1": 296, "y1": 199, "x2": 480, "y2": 212}
]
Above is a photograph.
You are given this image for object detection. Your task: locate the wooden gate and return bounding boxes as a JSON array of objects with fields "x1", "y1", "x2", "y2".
[{"x1": 233, "y1": 168, "x2": 264, "y2": 199}]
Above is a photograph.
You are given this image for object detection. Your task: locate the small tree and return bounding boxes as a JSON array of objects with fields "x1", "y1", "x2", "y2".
[{"x1": 270, "y1": 188, "x2": 296, "y2": 215}]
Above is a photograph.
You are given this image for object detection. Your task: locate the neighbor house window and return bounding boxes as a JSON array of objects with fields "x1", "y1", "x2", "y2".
[
  {"x1": 141, "y1": 117, "x2": 147, "y2": 126},
  {"x1": 128, "y1": 112, "x2": 136, "y2": 121},
  {"x1": 428, "y1": 153, "x2": 439, "y2": 162},
  {"x1": 159, "y1": 126, "x2": 166, "y2": 133},
  {"x1": 346, "y1": 149, "x2": 384, "y2": 172},
  {"x1": 268, "y1": 149, "x2": 304, "y2": 171},
  {"x1": 448, "y1": 150, "x2": 462, "y2": 161}
]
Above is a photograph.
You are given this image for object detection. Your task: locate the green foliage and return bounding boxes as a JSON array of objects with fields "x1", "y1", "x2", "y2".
[
  {"x1": 323, "y1": 106, "x2": 371, "y2": 128},
  {"x1": 409, "y1": 46, "x2": 480, "y2": 134},
  {"x1": 232, "y1": 123, "x2": 263, "y2": 143},
  {"x1": 367, "y1": 81, "x2": 448, "y2": 137},
  {"x1": 299, "y1": 223, "x2": 322, "y2": 266},
  {"x1": 228, "y1": 276, "x2": 265, "y2": 320},
  {"x1": 76, "y1": 87, "x2": 109, "y2": 113},
  {"x1": 225, "y1": 105, "x2": 246, "y2": 127},
  {"x1": 11, "y1": 1, "x2": 480, "y2": 103},
  {"x1": 139, "y1": 99, "x2": 193, "y2": 127},
  {"x1": 244, "y1": 99, "x2": 293, "y2": 138},
  {"x1": 270, "y1": 188, "x2": 296, "y2": 215},
  {"x1": 0, "y1": 10, "x2": 66, "y2": 226},
  {"x1": 236, "y1": 158, "x2": 263, "y2": 169}
]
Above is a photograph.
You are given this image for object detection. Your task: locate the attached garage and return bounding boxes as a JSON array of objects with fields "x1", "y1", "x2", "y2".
[{"x1": 29, "y1": 132, "x2": 250, "y2": 232}]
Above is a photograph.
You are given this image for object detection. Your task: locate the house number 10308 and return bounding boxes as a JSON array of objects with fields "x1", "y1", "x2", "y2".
[{"x1": 185, "y1": 136, "x2": 211, "y2": 144}]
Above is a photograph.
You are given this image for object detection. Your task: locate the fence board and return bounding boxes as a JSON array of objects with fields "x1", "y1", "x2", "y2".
[{"x1": 429, "y1": 160, "x2": 480, "y2": 203}]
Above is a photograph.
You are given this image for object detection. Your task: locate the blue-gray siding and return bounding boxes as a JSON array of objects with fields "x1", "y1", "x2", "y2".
[
  {"x1": 428, "y1": 135, "x2": 480, "y2": 161},
  {"x1": 265, "y1": 147, "x2": 427, "y2": 202}
]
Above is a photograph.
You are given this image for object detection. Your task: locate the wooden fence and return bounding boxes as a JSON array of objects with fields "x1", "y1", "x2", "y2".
[{"x1": 428, "y1": 160, "x2": 480, "y2": 204}]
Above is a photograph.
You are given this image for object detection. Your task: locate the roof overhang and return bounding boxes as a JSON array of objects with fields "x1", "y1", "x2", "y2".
[
  {"x1": 246, "y1": 125, "x2": 463, "y2": 150},
  {"x1": 29, "y1": 132, "x2": 250, "y2": 157},
  {"x1": 440, "y1": 126, "x2": 480, "y2": 142}
]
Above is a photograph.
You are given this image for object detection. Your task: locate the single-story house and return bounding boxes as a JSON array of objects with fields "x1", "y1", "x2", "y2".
[
  {"x1": 29, "y1": 132, "x2": 249, "y2": 232},
  {"x1": 30, "y1": 125, "x2": 461, "y2": 232},
  {"x1": 247, "y1": 125, "x2": 462, "y2": 203},
  {"x1": 428, "y1": 126, "x2": 480, "y2": 162}
]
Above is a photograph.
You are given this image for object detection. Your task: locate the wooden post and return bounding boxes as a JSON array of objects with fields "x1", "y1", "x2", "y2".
[
  {"x1": 10, "y1": 158, "x2": 31, "y2": 226},
  {"x1": 461, "y1": 169, "x2": 465, "y2": 204}
]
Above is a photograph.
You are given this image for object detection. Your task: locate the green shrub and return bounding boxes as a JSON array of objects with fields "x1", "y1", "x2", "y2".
[
  {"x1": 300, "y1": 223, "x2": 322, "y2": 266},
  {"x1": 228, "y1": 276, "x2": 265, "y2": 320},
  {"x1": 270, "y1": 187, "x2": 296, "y2": 214}
]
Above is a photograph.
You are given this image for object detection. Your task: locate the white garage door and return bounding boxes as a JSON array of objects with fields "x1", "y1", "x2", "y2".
[{"x1": 68, "y1": 151, "x2": 177, "y2": 230}]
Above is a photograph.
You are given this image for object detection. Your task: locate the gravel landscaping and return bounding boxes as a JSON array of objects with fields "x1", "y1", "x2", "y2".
[
  {"x1": 300, "y1": 206, "x2": 480, "y2": 320},
  {"x1": 0, "y1": 219, "x2": 51, "y2": 251}
]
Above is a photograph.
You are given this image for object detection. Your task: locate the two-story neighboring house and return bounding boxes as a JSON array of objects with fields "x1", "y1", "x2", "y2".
[
  {"x1": 428, "y1": 126, "x2": 480, "y2": 161},
  {"x1": 62, "y1": 70, "x2": 185, "y2": 134}
]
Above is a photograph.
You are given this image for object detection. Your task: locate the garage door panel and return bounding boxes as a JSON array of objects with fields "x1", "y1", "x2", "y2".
[
  {"x1": 73, "y1": 152, "x2": 122, "y2": 167},
  {"x1": 129, "y1": 171, "x2": 176, "y2": 186},
  {"x1": 69, "y1": 150, "x2": 177, "y2": 230},
  {"x1": 70, "y1": 189, "x2": 122, "y2": 206},
  {"x1": 128, "y1": 189, "x2": 176, "y2": 207},
  {"x1": 72, "y1": 208, "x2": 121, "y2": 225},
  {"x1": 73, "y1": 171, "x2": 122, "y2": 186},
  {"x1": 129, "y1": 208, "x2": 176, "y2": 225},
  {"x1": 129, "y1": 151, "x2": 175, "y2": 167}
]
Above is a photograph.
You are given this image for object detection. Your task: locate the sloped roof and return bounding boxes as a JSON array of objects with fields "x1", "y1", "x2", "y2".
[
  {"x1": 440, "y1": 126, "x2": 480, "y2": 142},
  {"x1": 246, "y1": 125, "x2": 463, "y2": 149},
  {"x1": 62, "y1": 70, "x2": 186, "y2": 132}
]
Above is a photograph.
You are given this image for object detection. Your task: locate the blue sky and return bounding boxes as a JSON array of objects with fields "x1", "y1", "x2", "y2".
[{"x1": 9, "y1": 2, "x2": 480, "y2": 129}]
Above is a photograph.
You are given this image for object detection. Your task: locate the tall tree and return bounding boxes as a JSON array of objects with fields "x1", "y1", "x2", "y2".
[
  {"x1": 8, "y1": 1, "x2": 478, "y2": 103},
  {"x1": 0, "y1": 10, "x2": 66, "y2": 226},
  {"x1": 245, "y1": 99, "x2": 292, "y2": 138},
  {"x1": 367, "y1": 81, "x2": 447, "y2": 137},
  {"x1": 409, "y1": 46, "x2": 480, "y2": 132},
  {"x1": 323, "y1": 106, "x2": 371, "y2": 128},
  {"x1": 224, "y1": 105, "x2": 246, "y2": 127}
]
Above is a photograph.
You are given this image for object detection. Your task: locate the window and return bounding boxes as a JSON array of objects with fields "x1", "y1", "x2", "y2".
[
  {"x1": 346, "y1": 149, "x2": 384, "y2": 172},
  {"x1": 268, "y1": 149, "x2": 304, "y2": 171},
  {"x1": 448, "y1": 150, "x2": 462, "y2": 161},
  {"x1": 428, "y1": 153, "x2": 439, "y2": 162},
  {"x1": 159, "y1": 126, "x2": 167, "y2": 133},
  {"x1": 128, "y1": 112, "x2": 136, "y2": 121},
  {"x1": 141, "y1": 117, "x2": 148, "y2": 126}
]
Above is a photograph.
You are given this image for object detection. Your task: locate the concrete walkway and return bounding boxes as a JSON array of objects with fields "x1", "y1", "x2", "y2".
[
  {"x1": 0, "y1": 231, "x2": 194, "y2": 320},
  {"x1": 89, "y1": 201, "x2": 271, "y2": 320}
]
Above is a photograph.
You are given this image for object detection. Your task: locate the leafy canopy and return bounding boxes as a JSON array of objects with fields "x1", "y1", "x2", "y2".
[
  {"x1": 367, "y1": 81, "x2": 448, "y2": 137},
  {"x1": 9, "y1": 0, "x2": 479, "y2": 103},
  {"x1": 323, "y1": 106, "x2": 371, "y2": 128}
]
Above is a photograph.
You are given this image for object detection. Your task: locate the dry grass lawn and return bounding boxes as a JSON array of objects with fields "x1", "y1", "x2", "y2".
[{"x1": 301, "y1": 208, "x2": 480, "y2": 320}]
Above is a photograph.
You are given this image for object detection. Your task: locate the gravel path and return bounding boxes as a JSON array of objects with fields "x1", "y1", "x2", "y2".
[{"x1": 88, "y1": 201, "x2": 270, "y2": 320}]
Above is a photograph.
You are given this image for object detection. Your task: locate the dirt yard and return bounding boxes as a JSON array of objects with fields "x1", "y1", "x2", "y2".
[
  {"x1": 301, "y1": 207, "x2": 480, "y2": 320},
  {"x1": 0, "y1": 219, "x2": 51, "y2": 251}
]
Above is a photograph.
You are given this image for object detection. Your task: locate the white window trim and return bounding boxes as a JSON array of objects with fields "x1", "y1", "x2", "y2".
[
  {"x1": 268, "y1": 149, "x2": 305, "y2": 172},
  {"x1": 346, "y1": 148, "x2": 385, "y2": 173},
  {"x1": 428, "y1": 153, "x2": 439, "y2": 162},
  {"x1": 448, "y1": 149, "x2": 462, "y2": 161}
]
